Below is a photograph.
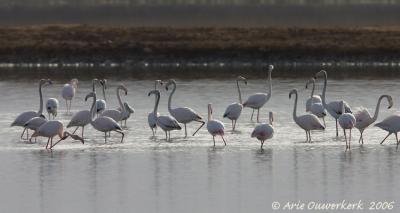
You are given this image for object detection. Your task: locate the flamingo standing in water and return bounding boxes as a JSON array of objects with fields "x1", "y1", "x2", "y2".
[
  {"x1": 24, "y1": 115, "x2": 47, "y2": 143},
  {"x1": 243, "y1": 65, "x2": 273, "y2": 122},
  {"x1": 375, "y1": 114, "x2": 400, "y2": 146},
  {"x1": 223, "y1": 76, "x2": 247, "y2": 131},
  {"x1": 101, "y1": 85, "x2": 128, "y2": 124},
  {"x1": 305, "y1": 78, "x2": 327, "y2": 126},
  {"x1": 251, "y1": 112, "x2": 274, "y2": 149},
  {"x1": 148, "y1": 90, "x2": 181, "y2": 141},
  {"x1": 354, "y1": 95, "x2": 393, "y2": 144},
  {"x1": 314, "y1": 70, "x2": 352, "y2": 136},
  {"x1": 207, "y1": 103, "x2": 226, "y2": 146},
  {"x1": 62, "y1": 78, "x2": 78, "y2": 114},
  {"x1": 148, "y1": 80, "x2": 164, "y2": 136},
  {"x1": 338, "y1": 101, "x2": 356, "y2": 150},
  {"x1": 31, "y1": 120, "x2": 84, "y2": 149},
  {"x1": 86, "y1": 92, "x2": 124, "y2": 143},
  {"x1": 289, "y1": 89, "x2": 325, "y2": 142},
  {"x1": 165, "y1": 79, "x2": 205, "y2": 137},
  {"x1": 11, "y1": 79, "x2": 52, "y2": 140}
]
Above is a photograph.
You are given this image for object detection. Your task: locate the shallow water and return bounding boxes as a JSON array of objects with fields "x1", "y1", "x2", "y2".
[{"x1": 1, "y1": 76, "x2": 400, "y2": 212}]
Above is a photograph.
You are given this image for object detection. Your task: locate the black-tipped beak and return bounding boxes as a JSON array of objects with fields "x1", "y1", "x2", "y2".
[{"x1": 165, "y1": 86, "x2": 169, "y2": 91}]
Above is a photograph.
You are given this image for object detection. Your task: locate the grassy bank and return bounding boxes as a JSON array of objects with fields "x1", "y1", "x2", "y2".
[{"x1": 1, "y1": 25, "x2": 400, "y2": 63}]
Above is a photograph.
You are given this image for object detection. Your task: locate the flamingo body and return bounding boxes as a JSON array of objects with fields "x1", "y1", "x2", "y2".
[
  {"x1": 223, "y1": 103, "x2": 243, "y2": 120},
  {"x1": 306, "y1": 95, "x2": 322, "y2": 112},
  {"x1": 46, "y1": 98, "x2": 59, "y2": 119},
  {"x1": 24, "y1": 116, "x2": 47, "y2": 131}
]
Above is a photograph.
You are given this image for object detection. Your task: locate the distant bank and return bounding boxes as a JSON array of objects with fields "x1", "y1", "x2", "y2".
[{"x1": 0, "y1": 25, "x2": 400, "y2": 64}]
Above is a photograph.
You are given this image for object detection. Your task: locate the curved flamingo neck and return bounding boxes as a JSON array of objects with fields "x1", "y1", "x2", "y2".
[
  {"x1": 92, "y1": 80, "x2": 96, "y2": 93},
  {"x1": 320, "y1": 71, "x2": 328, "y2": 108},
  {"x1": 102, "y1": 84, "x2": 106, "y2": 101},
  {"x1": 372, "y1": 95, "x2": 389, "y2": 122},
  {"x1": 153, "y1": 92, "x2": 160, "y2": 116},
  {"x1": 89, "y1": 95, "x2": 97, "y2": 122},
  {"x1": 117, "y1": 87, "x2": 125, "y2": 113},
  {"x1": 310, "y1": 80, "x2": 315, "y2": 98},
  {"x1": 38, "y1": 82, "x2": 44, "y2": 115},
  {"x1": 236, "y1": 79, "x2": 243, "y2": 104},
  {"x1": 167, "y1": 82, "x2": 176, "y2": 113},
  {"x1": 267, "y1": 70, "x2": 272, "y2": 97},
  {"x1": 208, "y1": 105, "x2": 212, "y2": 120},
  {"x1": 291, "y1": 91, "x2": 298, "y2": 121}
]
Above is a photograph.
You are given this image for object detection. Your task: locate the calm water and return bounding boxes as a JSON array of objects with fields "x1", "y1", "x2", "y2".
[{"x1": 1, "y1": 75, "x2": 400, "y2": 212}]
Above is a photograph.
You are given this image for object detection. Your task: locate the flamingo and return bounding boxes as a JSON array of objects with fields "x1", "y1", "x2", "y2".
[
  {"x1": 354, "y1": 95, "x2": 393, "y2": 144},
  {"x1": 223, "y1": 76, "x2": 247, "y2": 131},
  {"x1": 165, "y1": 79, "x2": 205, "y2": 137},
  {"x1": 96, "y1": 79, "x2": 107, "y2": 115},
  {"x1": 314, "y1": 70, "x2": 352, "y2": 136},
  {"x1": 24, "y1": 115, "x2": 47, "y2": 143},
  {"x1": 207, "y1": 103, "x2": 226, "y2": 146},
  {"x1": 375, "y1": 114, "x2": 400, "y2": 146},
  {"x1": 148, "y1": 80, "x2": 164, "y2": 136},
  {"x1": 46, "y1": 98, "x2": 59, "y2": 120},
  {"x1": 289, "y1": 89, "x2": 325, "y2": 142},
  {"x1": 251, "y1": 112, "x2": 274, "y2": 149},
  {"x1": 66, "y1": 78, "x2": 100, "y2": 140},
  {"x1": 338, "y1": 101, "x2": 356, "y2": 150},
  {"x1": 11, "y1": 79, "x2": 52, "y2": 140},
  {"x1": 86, "y1": 92, "x2": 124, "y2": 143},
  {"x1": 61, "y1": 78, "x2": 78, "y2": 114},
  {"x1": 243, "y1": 65, "x2": 273, "y2": 122},
  {"x1": 148, "y1": 90, "x2": 181, "y2": 141},
  {"x1": 101, "y1": 85, "x2": 128, "y2": 124},
  {"x1": 31, "y1": 120, "x2": 84, "y2": 149},
  {"x1": 305, "y1": 78, "x2": 327, "y2": 126}
]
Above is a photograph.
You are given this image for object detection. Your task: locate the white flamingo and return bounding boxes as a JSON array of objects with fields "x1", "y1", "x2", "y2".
[
  {"x1": 96, "y1": 79, "x2": 107, "y2": 115},
  {"x1": 289, "y1": 89, "x2": 325, "y2": 142},
  {"x1": 119, "y1": 102, "x2": 135, "y2": 127},
  {"x1": 223, "y1": 76, "x2": 247, "y2": 131},
  {"x1": 148, "y1": 90, "x2": 181, "y2": 141},
  {"x1": 61, "y1": 78, "x2": 78, "y2": 114},
  {"x1": 86, "y1": 92, "x2": 124, "y2": 143},
  {"x1": 165, "y1": 79, "x2": 205, "y2": 137},
  {"x1": 207, "y1": 103, "x2": 226, "y2": 146},
  {"x1": 354, "y1": 95, "x2": 393, "y2": 144},
  {"x1": 24, "y1": 115, "x2": 47, "y2": 143},
  {"x1": 375, "y1": 115, "x2": 400, "y2": 146},
  {"x1": 338, "y1": 101, "x2": 356, "y2": 150},
  {"x1": 243, "y1": 65, "x2": 273, "y2": 122},
  {"x1": 11, "y1": 79, "x2": 52, "y2": 140},
  {"x1": 101, "y1": 85, "x2": 128, "y2": 124},
  {"x1": 46, "y1": 98, "x2": 59, "y2": 120},
  {"x1": 305, "y1": 78, "x2": 327, "y2": 126},
  {"x1": 66, "y1": 79, "x2": 100, "y2": 140},
  {"x1": 31, "y1": 120, "x2": 84, "y2": 149},
  {"x1": 314, "y1": 70, "x2": 352, "y2": 136},
  {"x1": 251, "y1": 112, "x2": 274, "y2": 149},
  {"x1": 148, "y1": 80, "x2": 163, "y2": 136}
]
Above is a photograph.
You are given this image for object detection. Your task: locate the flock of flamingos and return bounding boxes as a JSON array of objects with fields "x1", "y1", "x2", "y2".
[{"x1": 10, "y1": 65, "x2": 400, "y2": 150}]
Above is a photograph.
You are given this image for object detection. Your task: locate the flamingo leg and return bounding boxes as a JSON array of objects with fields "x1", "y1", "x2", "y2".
[
  {"x1": 380, "y1": 133, "x2": 391, "y2": 144},
  {"x1": 45, "y1": 137, "x2": 50, "y2": 149},
  {"x1": 50, "y1": 137, "x2": 53, "y2": 149},
  {"x1": 349, "y1": 129, "x2": 352, "y2": 149},
  {"x1": 104, "y1": 132, "x2": 107, "y2": 143},
  {"x1": 250, "y1": 109, "x2": 254, "y2": 121},
  {"x1": 20, "y1": 128, "x2": 26, "y2": 139},
  {"x1": 72, "y1": 126, "x2": 79, "y2": 135},
  {"x1": 26, "y1": 129, "x2": 29, "y2": 140},
  {"x1": 358, "y1": 130, "x2": 363, "y2": 144},
  {"x1": 165, "y1": 131, "x2": 168, "y2": 141},
  {"x1": 168, "y1": 131, "x2": 171, "y2": 142},
  {"x1": 65, "y1": 100, "x2": 68, "y2": 114},
  {"x1": 395, "y1": 133, "x2": 399, "y2": 145},
  {"x1": 231, "y1": 120, "x2": 234, "y2": 131},
  {"x1": 343, "y1": 129, "x2": 348, "y2": 149},
  {"x1": 261, "y1": 140, "x2": 264, "y2": 149},
  {"x1": 257, "y1": 109, "x2": 260, "y2": 123},
  {"x1": 115, "y1": 130, "x2": 124, "y2": 143},
  {"x1": 213, "y1": 136, "x2": 215, "y2": 147},
  {"x1": 233, "y1": 120, "x2": 237, "y2": 131},
  {"x1": 308, "y1": 131, "x2": 312, "y2": 143},
  {"x1": 221, "y1": 135, "x2": 227, "y2": 146},
  {"x1": 151, "y1": 128, "x2": 155, "y2": 137},
  {"x1": 335, "y1": 119, "x2": 339, "y2": 137},
  {"x1": 305, "y1": 131, "x2": 309, "y2": 142},
  {"x1": 81, "y1": 127, "x2": 84, "y2": 142},
  {"x1": 323, "y1": 117, "x2": 326, "y2": 128},
  {"x1": 184, "y1": 124, "x2": 187, "y2": 137},
  {"x1": 192, "y1": 121, "x2": 205, "y2": 136}
]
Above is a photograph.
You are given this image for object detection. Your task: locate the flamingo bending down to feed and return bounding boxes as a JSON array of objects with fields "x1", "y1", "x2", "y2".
[
  {"x1": 165, "y1": 79, "x2": 205, "y2": 137},
  {"x1": 46, "y1": 98, "x2": 59, "y2": 120},
  {"x1": 289, "y1": 89, "x2": 325, "y2": 142},
  {"x1": 96, "y1": 79, "x2": 107, "y2": 115},
  {"x1": 148, "y1": 80, "x2": 164, "y2": 136},
  {"x1": 11, "y1": 79, "x2": 52, "y2": 140},
  {"x1": 101, "y1": 85, "x2": 128, "y2": 124},
  {"x1": 31, "y1": 120, "x2": 84, "y2": 149},
  {"x1": 251, "y1": 112, "x2": 274, "y2": 149},
  {"x1": 354, "y1": 95, "x2": 393, "y2": 144},
  {"x1": 148, "y1": 90, "x2": 181, "y2": 141},
  {"x1": 314, "y1": 70, "x2": 352, "y2": 137},
  {"x1": 223, "y1": 76, "x2": 247, "y2": 131},
  {"x1": 62, "y1": 78, "x2": 78, "y2": 114},
  {"x1": 243, "y1": 65, "x2": 273, "y2": 122},
  {"x1": 207, "y1": 103, "x2": 227, "y2": 146},
  {"x1": 375, "y1": 114, "x2": 400, "y2": 147},
  {"x1": 338, "y1": 101, "x2": 356, "y2": 150},
  {"x1": 86, "y1": 92, "x2": 124, "y2": 143},
  {"x1": 305, "y1": 78, "x2": 327, "y2": 126}
]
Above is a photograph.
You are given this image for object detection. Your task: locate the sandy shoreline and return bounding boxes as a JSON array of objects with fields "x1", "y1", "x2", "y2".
[{"x1": 0, "y1": 25, "x2": 400, "y2": 63}]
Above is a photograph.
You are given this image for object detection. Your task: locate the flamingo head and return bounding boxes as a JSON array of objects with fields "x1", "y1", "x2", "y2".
[
  {"x1": 386, "y1": 95, "x2": 394, "y2": 109},
  {"x1": 314, "y1": 70, "x2": 327, "y2": 79},
  {"x1": 156, "y1": 80, "x2": 163, "y2": 86},
  {"x1": 305, "y1": 78, "x2": 314, "y2": 89},
  {"x1": 40, "y1": 79, "x2": 52, "y2": 86},
  {"x1": 70, "y1": 78, "x2": 78, "y2": 87},
  {"x1": 85, "y1": 92, "x2": 96, "y2": 102},
  {"x1": 269, "y1": 112, "x2": 274, "y2": 125},
  {"x1": 268, "y1": 65, "x2": 274, "y2": 71},
  {"x1": 237, "y1": 76, "x2": 247, "y2": 85},
  {"x1": 117, "y1": 85, "x2": 128, "y2": 95},
  {"x1": 148, "y1": 90, "x2": 160, "y2": 97},
  {"x1": 208, "y1": 103, "x2": 213, "y2": 116},
  {"x1": 64, "y1": 132, "x2": 84, "y2": 144},
  {"x1": 289, "y1": 89, "x2": 297, "y2": 99},
  {"x1": 100, "y1": 79, "x2": 108, "y2": 89},
  {"x1": 165, "y1": 79, "x2": 176, "y2": 91}
]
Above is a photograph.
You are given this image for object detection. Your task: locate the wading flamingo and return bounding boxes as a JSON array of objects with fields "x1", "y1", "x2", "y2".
[
  {"x1": 289, "y1": 89, "x2": 325, "y2": 142},
  {"x1": 207, "y1": 103, "x2": 226, "y2": 146},
  {"x1": 96, "y1": 79, "x2": 107, "y2": 114},
  {"x1": 375, "y1": 115, "x2": 400, "y2": 146},
  {"x1": 31, "y1": 120, "x2": 84, "y2": 149},
  {"x1": 338, "y1": 101, "x2": 356, "y2": 150},
  {"x1": 354, "y1": 95, "x2": 393, "y2": 144},
  {"x1": 120, "y1": 102, "x2": 135, "y2": 127},
  {"x1": 11, "y1": 79, "x2": 52, "y2": 140},
  {"x1": 148, "y1": 80, "x2": 163, "y2": 136},
  {"x1": 314, "y1": 70, "x2": 352, "y2": 136},
  {"x1": 101, "y1": 85, "x2": 128, "y2": 124},
  {"x1": 24, "y1": 115, "x2": 47, "y2": 143},
  {"x1": 46, "y1": 98, "x2": 59, "y2": 120},
  {"x1": 223, "y1": 76, "x2": 247, "y2": 131},
  {"x1": 165, "y1": 79, "x2": 205, "y2": 137},
  {"x1": 305, "y1": 78, "x2": 327, "y2": 126},
  {"x1": 148, "y1": 90, "x2": 181, "y2": 141},
  {"x1": 251, "y1": 112, "x2": 274, "y2": 149},
  {"x1": 62, "y1": 78, "x2": 78, "y2": 114},
  {"x1": 86, "y1": 92, "x2": 124, "y2": 143},
  {"x1": 243, "y1": 65, "x2": 273, "y2": 122}
]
